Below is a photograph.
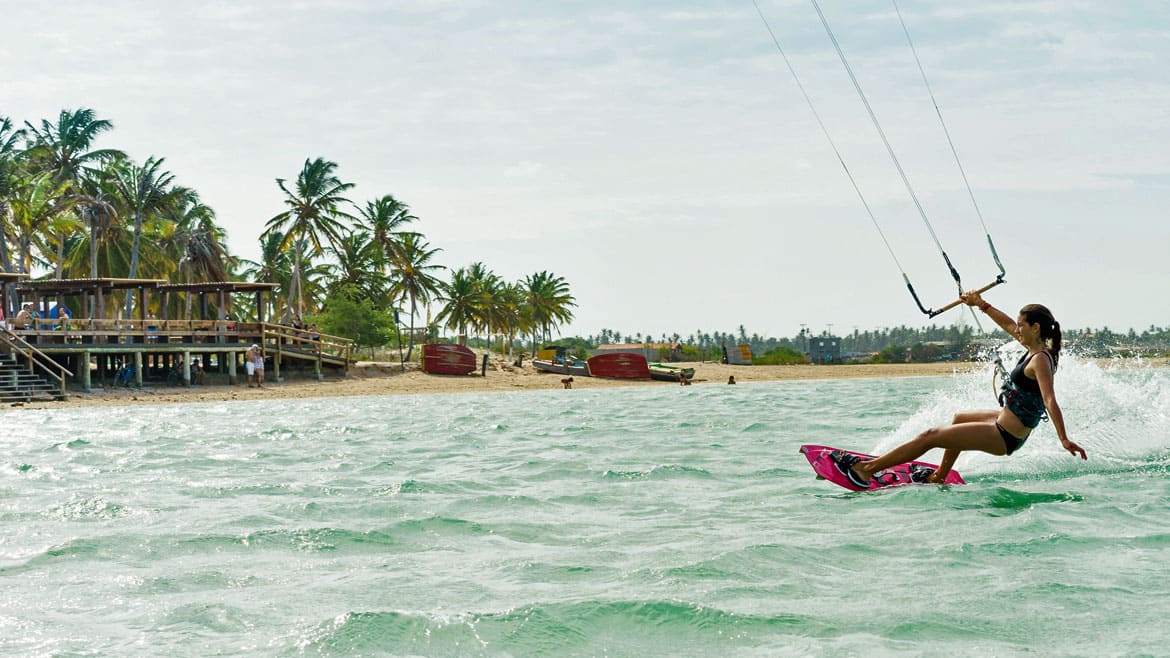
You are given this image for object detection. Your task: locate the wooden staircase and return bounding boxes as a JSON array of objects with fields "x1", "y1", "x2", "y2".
[
  {"x1": 0, "y1": 353, "x2": 63, "y2": 401},
  {"x1": 0, "y1": 328, "x2": 71, "y2": 402}
]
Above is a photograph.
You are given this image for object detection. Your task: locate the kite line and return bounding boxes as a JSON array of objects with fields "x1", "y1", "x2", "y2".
[{"x1": 752, "y1": 0, "x2": 1005, "y2": 321}]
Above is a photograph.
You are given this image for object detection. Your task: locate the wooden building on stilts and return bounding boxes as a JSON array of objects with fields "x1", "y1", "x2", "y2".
[{"x1": 0, "y1": 277, "x2": 353, "y2": 401}]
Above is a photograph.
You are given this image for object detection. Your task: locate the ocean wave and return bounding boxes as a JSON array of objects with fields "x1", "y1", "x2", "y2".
[
  {"x1": 601, "y1": 464, "x2": 714, "y2": 480},
  {"x1": 173, "y1": 526, "x2": 401, "y2": 554},
  {"x1": 46, "y1": 495, "x2": 131, "y2": 521},
  {"x1": 154, "y1": 602, "x2": 254, "y2": 634},
  {"x1": 1, "y1": 536, "x2": 110, "y2": 575},
  {"x1": 294, "y1": 601, "x2": 812, "y2": 656}
]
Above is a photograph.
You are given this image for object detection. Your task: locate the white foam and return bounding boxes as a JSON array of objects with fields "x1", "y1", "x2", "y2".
[{"x1": 872, "y1": 352, "x2": 1170, "y2": 475}]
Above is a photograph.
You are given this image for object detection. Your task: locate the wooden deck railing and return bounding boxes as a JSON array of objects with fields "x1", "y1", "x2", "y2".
[
  {"x1": 0, "y1": 327, "x2": 74, "y2": 398},
  {"x1": 12, "y1": 319, "x2": 347, "y2": 350},
  {"x1": 259, "y1": 323, "x2": 354, "y2": 377},
  {"x1": 12, "y1": 318, "x2": 253, "y2": 345}
]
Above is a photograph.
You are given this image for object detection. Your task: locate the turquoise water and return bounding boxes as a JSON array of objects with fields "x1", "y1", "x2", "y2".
[{"x1": 3, "y1": 357, "x2": 1169, "y2": 657}]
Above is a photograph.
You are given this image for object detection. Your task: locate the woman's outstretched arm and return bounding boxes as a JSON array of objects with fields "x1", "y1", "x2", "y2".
[{"x1": 961, "y1": 291, "x2": 1019, "y2": 342}]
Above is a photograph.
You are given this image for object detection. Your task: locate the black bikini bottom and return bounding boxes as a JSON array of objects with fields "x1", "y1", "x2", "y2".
[{"x1": 996, "y1": 422, "x2": 1028, "y2": 455}]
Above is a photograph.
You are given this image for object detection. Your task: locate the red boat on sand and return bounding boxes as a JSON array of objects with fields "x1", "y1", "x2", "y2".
[
  {"x1": 422, "y1": 343, "x2": 478, "y2": 375},
  {"x1": 586, "y1": 353, "x2": 651, "y2": 380}
]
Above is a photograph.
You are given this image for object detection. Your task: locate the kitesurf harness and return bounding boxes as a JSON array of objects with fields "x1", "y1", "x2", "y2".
[{"x1": 998, "y1": 352, "x2": 1051, "y2": 428}]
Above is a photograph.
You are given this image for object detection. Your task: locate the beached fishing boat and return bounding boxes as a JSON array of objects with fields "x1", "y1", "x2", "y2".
[
  {"x1": 421, "y1": 343, "x2": 478, "y2": 375},
  {"x1": 532, "y1": 358, "x2": 590, "y2": 377},
  {"x1": 533, "y1": 344, "x2": 590, "y2": 377},
  {"x1": 648, "y1": 362, "x2": 695, "y2": 382},
  {"x1": 586, "y1": 352, "x2": 651, "y2": 380}
]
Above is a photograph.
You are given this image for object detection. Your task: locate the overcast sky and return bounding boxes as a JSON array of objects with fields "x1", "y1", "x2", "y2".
[{"x1": 5, "y1": 1, "x2": 1168, "y2": 339}]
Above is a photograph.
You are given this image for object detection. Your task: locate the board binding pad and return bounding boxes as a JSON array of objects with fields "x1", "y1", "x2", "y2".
[{"x1": 800, "y1": 444, "x2": 965, "y2": 491}]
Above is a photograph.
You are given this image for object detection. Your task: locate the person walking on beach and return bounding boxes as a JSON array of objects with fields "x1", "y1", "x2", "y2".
[
  {"x1": 252, "y1": 344, "x2": 265, "y2": 388},
  {"x1": 245, "y1": 346, "x2": 255, "y2": 386},
  {"x1": 246, "y1": 344, "x2": 265, "y2": 388},
  {"x1": 833, "y1": 291, "x2": 1087, "y2": 487}
]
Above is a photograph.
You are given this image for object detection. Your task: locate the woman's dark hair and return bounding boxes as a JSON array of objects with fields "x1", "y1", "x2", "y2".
[{"x1": 1020, "y1": 304, "x2": 1061, "y2": 367}]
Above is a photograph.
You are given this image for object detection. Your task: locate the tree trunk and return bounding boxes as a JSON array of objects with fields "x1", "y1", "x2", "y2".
[
  {"x1": 184, "y1": 261, "x2": 194, "y2": 319},
  {"x1": 88, "y1": 211, "x2": 98, "y2": 278},
  {"x1": 19, "y1": 236, "x2": 31, "y2": 275},
  {"x1": 0, "y1": 202, "x2": 14, "y2": 315},
  {"x1": 54, "y1": 234, "x2": 65, "y2": 278},
  {"x1": 0, "y1": 204, "x2": 11, "y2": 274},
  {"x1": 405, "y1": 292, "x2": 416, "y2": 361},
  {"x1": 86, "y1": 207, "x2": 98, "y2": 317},
  {"x1": 125, "y1": 211, "x2": 143, "y2": 318},
  {"x1": 290, "y1": 238, "x2": 304, "y2": 322}
]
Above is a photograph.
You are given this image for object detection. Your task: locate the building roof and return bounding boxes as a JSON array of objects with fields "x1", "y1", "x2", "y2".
[
  {"x1": 156, "y1": 281, "x2": 279, "y2": 293},
  {"x1": 15, "y1": 278, "x2": 279, "y2": 296},
  {"x1": 16, "y1": 278, "x2": 167, "y2": 295}
]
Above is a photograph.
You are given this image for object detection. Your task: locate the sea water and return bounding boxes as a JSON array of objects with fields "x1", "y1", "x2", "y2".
[{"x1": 2, "y1": 357, "x2": 1168, "y2": 657}]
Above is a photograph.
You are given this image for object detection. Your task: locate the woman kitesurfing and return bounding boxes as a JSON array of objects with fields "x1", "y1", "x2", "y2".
[
  {"x1": 753, "y1": 2, "x2": 1088, "y2": 487},
  {"x1": 832, "y1": 291, "x2": 1087, "y2": 487}
]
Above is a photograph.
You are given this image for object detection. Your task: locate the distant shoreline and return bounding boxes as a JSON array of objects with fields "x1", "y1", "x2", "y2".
[{"x1": 17, "y1": 358, "x2": 1165, "y2": 410}]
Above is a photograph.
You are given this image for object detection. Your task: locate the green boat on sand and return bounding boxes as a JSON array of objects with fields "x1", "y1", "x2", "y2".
[{"x1": 648, "y1": 363, "x2": 695, "y2": 382}]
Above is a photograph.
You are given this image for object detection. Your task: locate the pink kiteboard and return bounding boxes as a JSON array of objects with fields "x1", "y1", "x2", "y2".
[{"x1": 800, "y1": 444, "x2": 965, "y2": 492}]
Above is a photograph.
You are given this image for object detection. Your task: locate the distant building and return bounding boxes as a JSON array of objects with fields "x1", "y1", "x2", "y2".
[
  {"x1": 592, "y1": 343, "x2": 681, "y2": 361},
  {"x1": 923, "y1": 340, "x2": 961, "y2": 361},
  {"x1": 808, "y1": 334, "x2": 841, "y2": 364},
  {"x1": 722, "y1": 343, "x2": 752, "y2": 365}
]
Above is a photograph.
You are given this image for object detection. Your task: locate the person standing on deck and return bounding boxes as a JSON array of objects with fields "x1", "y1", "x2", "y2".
[{"x1": 14, "y1": 304, "x2": 33, "y2": 329}]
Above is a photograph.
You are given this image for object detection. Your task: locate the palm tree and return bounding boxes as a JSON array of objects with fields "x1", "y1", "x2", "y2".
[
  {"x1": 435, "y1": 266, "x2": 479, "y2": 345},
  {"x1": 154, "y1": 188, "x2": 234, "y2": 318},
  {"x1": 456, "y1": 262, "x2": 495, "y2": 344},
  {"x1": 108, "y1": 156, "x2": 174, "y2": 277},
  {"x1": 262, "y1": 157, "x2": 353, "y2": 321},
  {"x1": 0, "y1": 116, "x2": 27, "y2": 313},
  {"x1": 23, "y1": 108, "x2": 124, "y2": 185},
  {"x1": 68, "y1": 180, "x2": 119, "y2": 280},
  {"x1": 388, "y1": 233, "x2": 444, "y2": 359},
  {"x1": 290, "y1": 261, "x2": 330, "y2": 318},
  {"x1": 165, "y1": 188, "x2": 232, "y2": 286},
  {"x1": 106, "y1": 155, "x2": 175, "y2": 316},
  {"x1": 0, "y1": 116, "x2": 26, "y2": 277},
  {"x1": 355, "y1": 194, "x2": 416, "y2": 267},
  {"x1": 60, "y1": 182, "x2": 122, "y2": 283},
  {"x1": 7, "y1": 171, "x2": 76, "y2": 274},
  {"x1": 461, "y1": 263, "x2": 493, "y2": 337},
  {"x1": 328, "y1": 229, "x2": 389, "y2": 303},
  {"x1": 23, "y1": 108, "x2": 125, "y2": 285},
  {"x1": 46, "y1": 210, "x2": 85, "y2": 278},
  {"x1": 488, "y1": 281, "x2": 525, "y2": 357},
  {"x1": 472, "y1": 268, "x2": 508, "y2": 348},
  {"x1": 238, "y1": 230, "x2": 329, "y2": 323},
  {"x1": 522, "y1": 271, "x2": 576, "y2": 352},
  {"x1": 239, "y1": 231, "x2": 295, "y2": 322}
]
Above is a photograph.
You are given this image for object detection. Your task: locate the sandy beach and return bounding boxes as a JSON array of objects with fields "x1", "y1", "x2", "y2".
[
  {"x1": 17, "y1": 360, "x2": 981, "y2": 409},
  {"x1": 18, "y1": 357, "x2": 1165, "y2": 410}
]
